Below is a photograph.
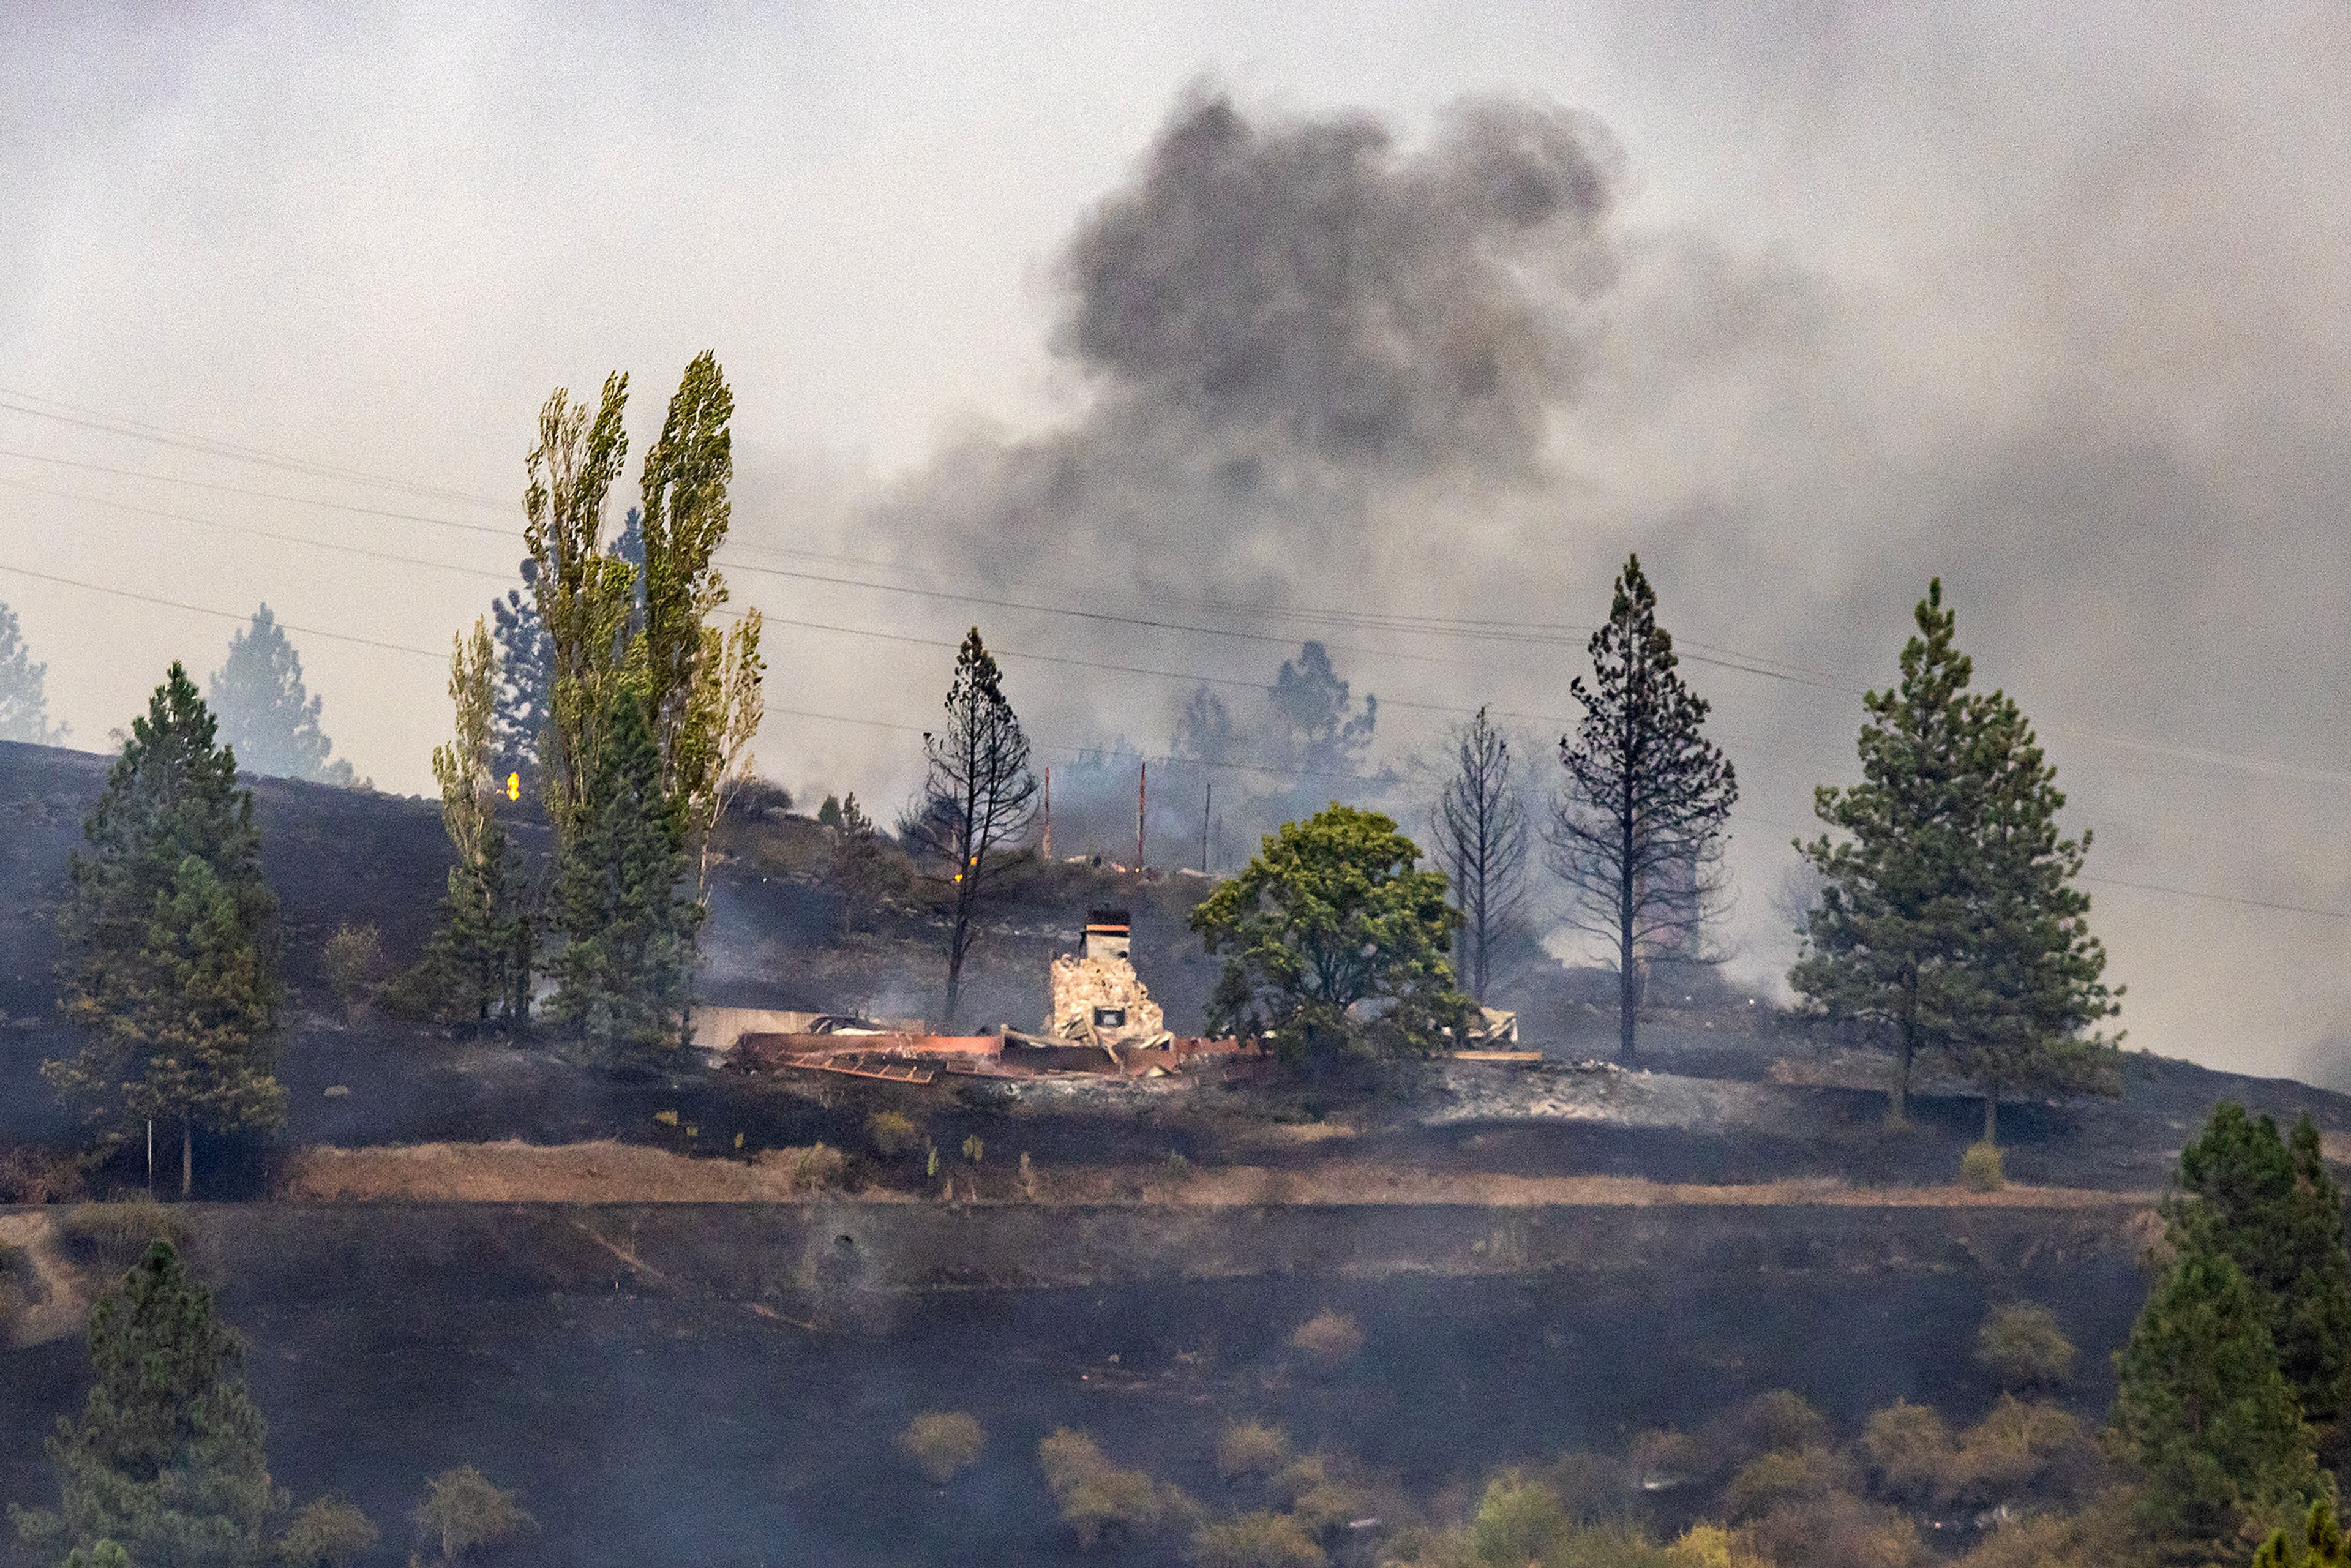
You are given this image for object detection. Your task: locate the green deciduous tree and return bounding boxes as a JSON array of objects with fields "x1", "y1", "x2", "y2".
[
  {"x1": 208, "y1": 606, "x2": 356, "y2": 786},
  {"x1": 915, "y1": 629, "x2": 1038, "y2": 1027},
  {"x1": 2173, "y1": 1105, "x2": 2351, "y2": 1432},
  {"x1": 1793, "y1": 580, "x2": 2120, "y2": 1131},
  {"x1": 0, "y1": 600, "x2": 65, "y2": 744},
  {"x1": 412, "y1": 1466, "x2": 532, "y2": 1566},
  {"x1": 1191, "y1": 803, "x2": 1465, "y2": 1065},
  {"x1": 9, "y1": 1240, "x2": 280, "y2": 1568},
  {"x1": 48, "y1": 665, "x2": 285, "y2": 1195},
  {"x1": 2112, "y1": 1231, "x2": 2327, "y2": 1561},
  {"x1": 548, "y1": 691, "x2": 699, "y2": 1067},
  {"x1": 1550, "y1": 556, "x2": 1738, "y2": 1067},
  {"x1": 408, "y1": 620, "x2": 533, "y2": 1028}
]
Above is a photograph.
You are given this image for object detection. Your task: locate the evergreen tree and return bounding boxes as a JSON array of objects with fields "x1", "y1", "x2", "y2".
[
  {"x1": 207, "y1": 606, "x2": 354, "y2": 786},
  {"x1": 0, "y1": 599, "x2": 65, "y2": 744},
  {"x1": 548, "y1": 691, "x2": 699, "y2": 1067},
  {"x1": 10, "y1": 1240, "x2": 280, "y2": 1568},
  {"x1": 48, "y1": 665, "x2": 285, "y2": 1195},
  {"x1": 2254, "y1": 1498, "x2": 2351, "y2": 1568},
  {"x1": 1793, "y1": 580, "x2": 2120, "y2": 1130},
  {"x1": 915, "y1": 629, "x2": 1038, "y2": 1027},
  {"x1": 489, "y1": 561, "x2": 552, "y2": 794},
  {"x1": 827, "y1": 791, "x2": 886, "y2": 937},
  {"x1": 2112, "y1": 1232, "x2": 2326, "y2": 1561},
  {"x1": 1268, "y1": 642, "x2": 1376, "y2": 774},
  {"x1": 2173, "y1": 1105, "x2": 2351, "y2": 1431},
  {"x1": 1550, "y1": 555, "x2": 1738, "y2": 1067}
]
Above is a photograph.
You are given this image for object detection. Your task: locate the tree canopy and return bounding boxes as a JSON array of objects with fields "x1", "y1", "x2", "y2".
[
  {"x1": 917, "y1": 628, "x2": 1038, "y2": 1027},
  {"x1": 0, "y1": 599, "x2": 64, "y2": 745},
  {"x1": 1793, "y1": 580, "x2": 2119, "y2": 1131},
  {"x1": 1190, "y1": 803, "x2": 1464, "y2": 1064},
  {"x1": 207, "y1": 605, "x2": 354, "y2": 786},
  {"x1": 48, "y1": 664, "x2": 284, "y2": 1192}
]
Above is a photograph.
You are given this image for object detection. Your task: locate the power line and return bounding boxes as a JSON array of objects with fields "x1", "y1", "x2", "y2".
[
  {"x1": 0, "y1": 446, "x2": 519, "y2": 539},
  {"x1": 0, "y1": 562, "x2": 448, "y2": 662}
]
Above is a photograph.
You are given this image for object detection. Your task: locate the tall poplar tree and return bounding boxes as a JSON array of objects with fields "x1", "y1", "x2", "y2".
[
  {"x1": 916, "y1": 629, "x2": 1038, "y2": 1027},
  {"x1": 48, "y1": 665, "x2": 285, "y2": 1195},
  {"x1": 1793, "y1": 580, "x2": 2120, "y2": 1131},
  {"x1": 410, "y1": 620, "x2": 533, "y2": 1027},
  {"x1": 1550, "y1": 555, "x2": 1737, "y2": 1067}
]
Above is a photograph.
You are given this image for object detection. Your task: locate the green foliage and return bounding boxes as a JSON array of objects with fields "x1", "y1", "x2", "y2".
[
  {"x1": 2173, "y1": 1105, "x2": 2351, "y2": 1428},
  {"x1": 1194, "y1": 1509, "x2": 1327, "y2": 1568},
  {"x1": 412, "y1": 1465, "x2": 533, "y2": 1565},
  {"x1": 12, "y1": 1241, "x2": 279, "y2": 1568},
  {"x1": 827, "y1": 791, "x2": 888, "y2": 935},
  {"x1": 1734, "y1": 1390, "x2": 1831, "y2": 1458},
  {"x1": 277, "y1": 1497, "x2": 378, "y2": 1568},
  {"x1": 867, "y1": 1109, "x2": 920, "y2": 1158},
  {"x1": 1551, "y1": 555, "x2": 1739, "y2": 1067},
  {"x1": 2252, "y1": 1498, "x2": 2351, "y2": 1568},
  {"x1": 0, "y1": 599, "x2": 64, "y2": 744},
  {"x1": 817, "y1": 793, "x2": 842, "y2": 828},
  {"x1": 320, "y1": 924, "x2": 386, "y2": 1025},
  {"x1": 2111, "y1": 1233, "x2": 2325, "y2": 1558},
  {"x1": 48, "y1": 664, "x2": 286, "y2": 1183},
  {"x1": 1191, "y1": 803, "x2": 1465, "y2": 1064},
  {"x1": 1037, "y1": 1427, "x2": 1193, "y2": 1550},
  {"x1": 1471, "y1": 1469, "x2": 1572, "y2": 1566},
  {"x1": 549, "y1": 691, "x2": 702, "y2": 1067},
  {"x1": 1858, "y1": 1400, "x2": 1954, "y2": 1506},
  {"x1": 897, "y1": 1411, "x2": 986, "y2": 1485},
  {"x1": 1724, "y1": 1447, "x2": 1850, "y2": 1522},
  {"x1": 962, "y1": 1133, "x2": 983, "y2": 1166},
  {"x1": 1792, "y1": 580, "x2": 2121, "y2": 1130},
  {"x1": 1217, "y1": 1420, "x2": 1292, "y2": 1483},
  {"x1": 1963, "y1": 1141, "x2": 2006, "y2": 1192},
  {"x1": 1287, "y1": 1309, "x2": 1366, "y2": 1372},
  {"x1": 1268, "y1": 1454, "x2": 1368, "y2": 1535},
  {"x1": 1978, "y1": 1301, "x2": 2077, "y2": 1390},
  {"x1": 208, "y1": 604, "x2": 356, "y2": 785}
]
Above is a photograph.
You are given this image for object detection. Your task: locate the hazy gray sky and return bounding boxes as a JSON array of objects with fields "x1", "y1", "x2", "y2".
[{"x1": 5, "y1": 2, "x2": 2350, "y2": 1078}]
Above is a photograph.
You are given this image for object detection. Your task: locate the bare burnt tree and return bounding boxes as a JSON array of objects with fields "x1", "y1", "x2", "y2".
[
  {"x1": 1431, "y1": 707, "x2": 1529, "y2": 1003},
  {"x1": 1550, "y1": 555, "x2": 1738, "y2": 1066},
  {"x1": 918, "y1": 629, "x2": 1038, "y2": 1027}
]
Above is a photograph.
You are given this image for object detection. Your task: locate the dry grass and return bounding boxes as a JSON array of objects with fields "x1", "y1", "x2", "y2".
[{"x1": 282, "y1": 1141, "x2": 886, "y2": 1203}]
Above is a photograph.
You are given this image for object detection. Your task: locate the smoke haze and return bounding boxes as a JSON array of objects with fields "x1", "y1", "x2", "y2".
[{"x1": 4, "y1": 2, "x2": 2349, "y2": 1079}]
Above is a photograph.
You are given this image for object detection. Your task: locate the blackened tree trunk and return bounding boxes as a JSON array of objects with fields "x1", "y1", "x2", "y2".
[{"x1": 1550, "y1": 556, "x2": 1738, "y2": 1068}]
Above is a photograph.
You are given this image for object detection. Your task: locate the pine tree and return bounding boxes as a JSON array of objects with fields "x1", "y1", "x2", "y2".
[
  {"x1": 1268, "y1": 642, "x2": 1376, "y2": 774},
  {"x1": 489, "y1": 561, "x2": 552, "y2": 794},
  {"x1": 10, "y1": 1240, "x2": 280, "y2": 1568},
  {"x1": 2173, "y1": 1105, "x2": 2351, "y2": 1431},
  {"x1": 207, "y1": 605, "x2": 354, "y2": 786},
  {"x1": 0, "y1": 599, "x2": 65, "y2": 744},
  {"x1": 48, "y1": 665, "x2": 285, "y2": 1194},
  {"x1": 1550, "y1": 555, "x2": 1738, "y2": 1067},
  {"x1": 2112, "y1": 1231, "x2": 2325, "y2": 1561},
  {"x1": 549, "y1": 691, "x2": 699, "y2": 1067},
  {"x1": 917, "y1": 629, "x2": 1038, "y2": 1027},
  {"x1": 827, "y1": 792, "x2": 886, "y2": 937},
  {"x1": 1794, "y1": 580, "x2": 2120, "y2": 1130}
]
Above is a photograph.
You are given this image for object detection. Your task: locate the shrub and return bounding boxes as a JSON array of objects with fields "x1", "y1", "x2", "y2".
[
  {"x1": 1725, "y1": 1447, "x2": 1850, "y2": 1523},
  {"x1": 279, "y1": 1497, "x2": 380, "y2": 1568},
  {"x1": 1193, "y1": 1509, "x2": 1327, "y2": 1568},
  {"x1": 1470, "y1": 1470, "x2": 1571, "y2": 1566},
  {"x1": 1040, "y1": 1428, "x2": 1192, "y2": 1550},
  {"x1": 0, "y1": 1147, "x2": 90, "y2": 1204},
  {"x1": 1976, "y1": 1301, "x2": 2076, "y2": 1390},
  {"x1": 1166, "y1": 1151, "x2": 1194, "y2": 1184},
  {"x1": 1737, "y1": 1491, "x2": 1924, "y2": 1568},
  {"x1": 1542, "y1": 1450, "x2": 1634, "y2": 1523},
  {"x1": 1288, "y1": 1309, "x2": 1365, "y2": 1372},
  {"x1": 1961, "y1": 1141, "x2": 2004, "y2": 1192},
  {"x1": 962, "y1": 1133, "x2": 984, "y2": 1166},
  {"x1": 59, "y1": 1199, "x2": 186, "y2": 1278},
  {"x1": 1946, "y1": 1397, "x2": 2098, "y2": 1509},
  {"x1": 321, "y1": 923, "x2": 386, "y2": 1023},
  {"x1": 1856, "y1": 1400, "x2": 1952, "y2": 1505},
  {"x1": 1630, "y1": 1428, "x2": 1709, "y2": 1490},
  {"x1": 1737, "y1": 1390, "x2": 1832, "y2": 1458},
  {"x1": 756, "y1": 1143, "x2": 847, "y2": 1194},
  {"x1": 1217, "y1": 1420, "x2": 1292, "y2": 1483},
  {"x1": 898, "y1": 1411, "x2": 986, "y2": 1485},
  {"x1": 413, "y1": 1466, "x2": 533, "y2": 1565},
  {"x1": 868, "y1": 1110, "x2": 920, "y2": 1158}
]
